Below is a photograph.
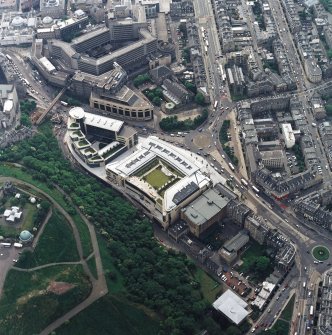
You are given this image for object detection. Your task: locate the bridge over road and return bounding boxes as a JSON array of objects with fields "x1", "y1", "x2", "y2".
[{"x1": 35, "y1": 86, "x2": 67, "y2": 125}]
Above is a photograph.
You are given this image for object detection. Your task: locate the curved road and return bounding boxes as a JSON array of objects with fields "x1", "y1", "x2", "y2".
[{"x1": 0, "y1": 176, "x2": 107, "y2": 335}]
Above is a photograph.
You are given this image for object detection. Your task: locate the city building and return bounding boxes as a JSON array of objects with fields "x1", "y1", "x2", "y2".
[
  {"x1": 67, "y1": 106, "x2": 138, "y2": 167},
  {"x1": 260, "y1": 150, "x2": 284, "y2": 169},
  {"x1": 39, "y1": 0, "x2": 65, "y2": 18},
  {"x1": 252, "y1": 281, "x2": 276, "y2": 310},
  {"x1": 36, "y1": 14, "x2": 89, "y2": 40},
  {"x1": 219, "y1": 231, "x2": 249, "y2": 264},
  {"x1": 0, "y1": 12, "x2": 36, "y2": 46},
  {"x1": 304, "y1": 58, "x2": 322, "y2": 83},
  {"x1": 311, "y1": 94, "x2": 326, "y2": 120},
  {"x1": 253, "y1": 167, "x2": 322, "y2": 200},
  {"x1": 212, "y1": 290, "x2": 249, "y2": 325},
  {"x1": 281, "y1": 123, "x2": 295, "y2": 148},
  {"x1": 105, "y1": 136, "x2": 213, "y2": 229},
  {"x1": 0, "y1": 84, "x2": 19, "y2": 131},
  {"x1": 180, "y1": 188, "x2": 230, "y2": 237},
  {"x1": 318, "y1": 271, "x2": 332, "y2": 335},
  {"x1": 293, "y1": 189, "x2": 332, "y2": 230},
  {"x1": 244, "y1": 216, "x2": 269, "y2": 245}
]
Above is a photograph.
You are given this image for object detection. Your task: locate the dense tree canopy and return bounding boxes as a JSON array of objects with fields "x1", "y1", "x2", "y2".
[
  {"x1": 159, "y1": 110, "x2": 208, "y2": 132},
  {"x1": 0, "y1": 124, "x2": 226, "y2": 335}
]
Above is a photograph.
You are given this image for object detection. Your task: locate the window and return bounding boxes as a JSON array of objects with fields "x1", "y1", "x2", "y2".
[
  {"x1": 94, "y1": 102, "x2": 98, "y2": 108},
  {"x1": 138, "y1": 112, "x2": 143, "y2": 118},
  {"x1": 132, "y1": 111, "x2": 137, "y2": 117}
]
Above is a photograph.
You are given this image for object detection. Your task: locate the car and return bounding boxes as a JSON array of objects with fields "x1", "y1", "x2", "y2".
[{"x1": 13, "y1": 259, "x2": 18, "y2": 263}]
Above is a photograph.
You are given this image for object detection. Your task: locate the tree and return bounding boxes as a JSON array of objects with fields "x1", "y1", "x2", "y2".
[
  {"x1": 255, "y1": 256, "x2": 270, "y2": 272},
  {"x1": 20, "y1": 113, "x2": 31, "y2": 127},
  {"x1": 326, "y1": 104, "x2": 332, "y2": 116},
  {"x1": 226, "y1": 326, "x2": 241, "y2": 335},
  {"x1": 152, "y1": 96, "x2": 161, "y2": 106},
  {"x1": 195, "y1": 92, "x2": 205, "y2": 106},
  {"x1": 328, "y1": 49, "x2": 332, "y2": 60},
  {"x1": 184, "y1": 81, "x2": 197, "y2": 94}
]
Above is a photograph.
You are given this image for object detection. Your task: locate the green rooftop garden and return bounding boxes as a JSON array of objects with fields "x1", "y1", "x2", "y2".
[
  {"x1": 78, "y1": 139, "x2": 89, "y2": 147},
  {"x1": 101, "y1": 144, "x2": 124, "y2": 159}
]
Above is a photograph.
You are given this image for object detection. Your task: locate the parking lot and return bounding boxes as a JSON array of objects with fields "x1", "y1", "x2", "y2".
[{"x1": 0, "y1": 245, "x2": 20, "y2": 296}]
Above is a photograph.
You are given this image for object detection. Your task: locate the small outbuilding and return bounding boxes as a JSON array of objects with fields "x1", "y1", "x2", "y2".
[{"x1": 19, "y1": 230, "x2": 34, "y2": 244}]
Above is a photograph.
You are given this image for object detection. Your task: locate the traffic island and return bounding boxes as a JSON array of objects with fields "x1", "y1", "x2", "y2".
[{"x1": 312, "y1": 245, "x2": 330, "y2": 261}]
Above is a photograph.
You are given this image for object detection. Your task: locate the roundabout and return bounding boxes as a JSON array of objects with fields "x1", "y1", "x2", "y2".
[{"x1": 312, "y1": 245, "x2": 330, "y2": 261}]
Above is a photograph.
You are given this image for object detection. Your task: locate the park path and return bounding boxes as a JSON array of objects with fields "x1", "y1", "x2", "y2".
[
  {"x1": 0, "y1": 176, "x2": 108, "y2": 335},
  {"x1": 13, "y1": 261, "x2": 82, "y2": 272}
]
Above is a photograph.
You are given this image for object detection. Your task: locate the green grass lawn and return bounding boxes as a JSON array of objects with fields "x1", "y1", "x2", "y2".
[
  {"x1": 15, "y1": 210, "x2": 79, "y2": 269},
  {"x1": 194, "y1": 268, "x2": 222, "y2": 303},
  {"x1": 87, "y1": 256, "x2": 98, "y2": 279},
  {"x1": 72, "y1": 213, "x2": 93, "y2": 259},
  {"x1": 56, "y1": 295, "x2": 160, "y2": 335},
  {"x1": 97, "y1": 235, "x2": 125, "y2": 294},
  {"x1": 280, "y1": 294, "x2": 295, "y2": 321},
  {"x1": 21, "y1": 203, "x2": 38, "y2": 231},
  {"x1": 144, "y1": 167, "x2": 171, "y2": 188},
  {"x1": 0, "y1": 264, "x2": 91, "y2": 335},
  {"x1": 312, "y1": 245, "x2": 330, "y2": 261}
]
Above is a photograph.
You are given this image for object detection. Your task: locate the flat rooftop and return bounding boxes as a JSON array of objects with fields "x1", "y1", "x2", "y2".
[
  {"x1": 84, "y1": 112, "x2": 123, "y2": 133},
  {"x1": 182, "y1": 188, "x2": 229, "y2": 226},
  {"x1": 213, "y1": 290, "x2": 249, "y2": 325}
]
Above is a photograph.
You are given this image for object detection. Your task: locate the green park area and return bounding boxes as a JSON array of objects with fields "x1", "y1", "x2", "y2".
[
  {"x1": 239, "y1": 241, "x2": 274, "y2": 282},
  {"x1": 0, "y1": 265, "x2": 91, "y2": 335},
  {"x1": 194, "y1": 268, "x2": 223, "y2": 303},
  {"x1": 144, "y1": 167, "x2": 171, "y2": 188},
  {"x1": 159, "y1": 109, "x2": 208, "y2": 132},
  {"x1": 312, "y1": 245, "x2": 330, "y2": 261},
  {"x1": 16, "y1": 209, "x2": 80, "y2": 269}
]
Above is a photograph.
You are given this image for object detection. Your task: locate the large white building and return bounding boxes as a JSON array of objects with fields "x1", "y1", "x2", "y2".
[
  {"x1": 281, "y1": 123, "x2": 295, "y2": 148},
  {"x1": 106, "y1": 136, "x2": 212, "y2": 228},
  {"x1": 213, "y1": 290, "x2": 249, "y2": 325}
]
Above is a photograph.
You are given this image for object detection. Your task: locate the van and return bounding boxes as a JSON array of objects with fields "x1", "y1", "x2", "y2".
[{"x1": 170, "y1": 134, "x2": 175, "y2": 137}]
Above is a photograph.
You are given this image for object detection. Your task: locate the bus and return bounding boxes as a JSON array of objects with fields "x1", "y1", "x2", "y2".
[
  {"x1": 206, "y1": 40, "x2": 209, "y2": 47},
  {"x1": 252, "y1": 185, "x2": 260, "y2": 194},
  {"x1": 24, "y1": 79, "x2": 30, "y2": 86},
  {"x1": 228, "y1": 162, "x2": 235, "y2": 171},
  {"x1": 6, "y1": 54, "x2": 12, "y2": 61},
  {"x1": 1, "y1": 242, "x2": 11, "y2": 248},
  {"x1": 241, "y1": 178, "x2": 248, "y2": 187},
  {"x1": 60, "y1": 101, "x2": 68, "y2": 106},
  {"x1": 309, "y1": 305, "x2": 314, "y2": 316},
  {"x1": 214, "y1": 101, "x2": 218, "y2": 109},
  {"x1": 204, "y1": 46, "x2": 208, "y2": 55},
  {"x1": 14, "y1": 242, "x2": 23, "y2": 248}
]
